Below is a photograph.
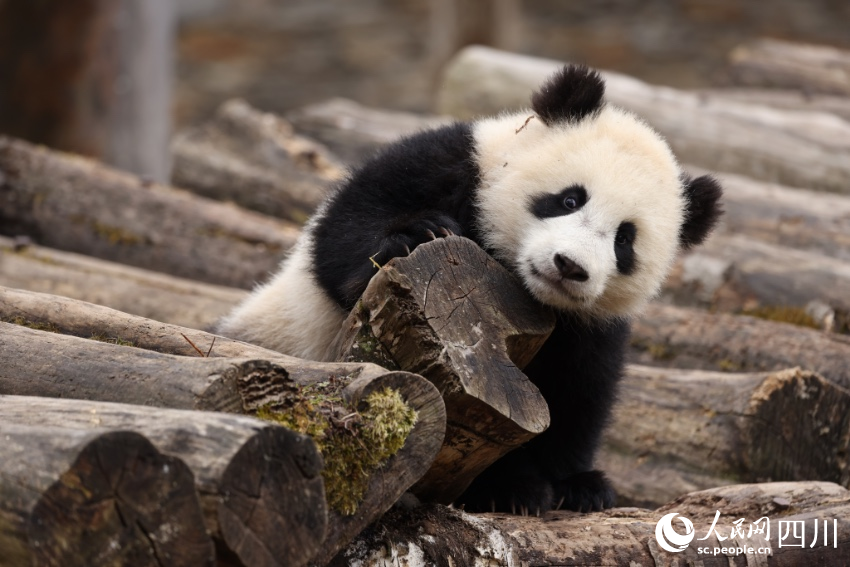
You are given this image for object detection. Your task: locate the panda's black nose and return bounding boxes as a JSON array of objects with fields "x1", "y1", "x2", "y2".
[{"x1": 554, "y1": 254, "x2": 589, "y2": 282}]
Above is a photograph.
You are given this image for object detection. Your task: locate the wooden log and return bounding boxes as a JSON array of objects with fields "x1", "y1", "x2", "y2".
[
  {"x1": 0, "y1": 322, "x2": 446, "y2": 564},
  {"x1": 697, "y1": 88, "x2": 850, "y2": 122},
  {"x1": 334, "y1": 482, "x2": 850, "y2": 566},
  {"x1": 0, "y1": 0, "x2": 174, "y2": 181},
  {"x1": 436, "y1": 45, "x2": 850, "y2": 194},
  {"x1": 0, "y1": 136, "x2": 299, "y2": 289},
  {"x1": 726, "y1": 38, "x2": 850, "y2": 97},
  {"x1": 286, "y1": 97, "x2": 451, "y2": 165},
  {"x1": 0, "y1": 236, "x2": 245, "y2": 330},
  {"x1": 599, "y1": 365, "x2": 850, "y2": 508},
  {"x1": 0, "y1": 396, "x2": 325, "y2": 567},
  {"x1": 171, "y1": 99, "x2": 344, "y2": 224},
  {"x1": 710, "y1": 171, "x2": 850, "y2": 262},
  {"x1": 0, "y1": 420, "x2": 214, "y2": 567},
  {"x1": 332, "y1": 236, "x2": 553, "y2": 503},
  {"x1": 631, "y1": 303, "x2": 850, "y2": 389},
  {"x1": 664, "y1": 233, "x2": 850, "y2": 332}
]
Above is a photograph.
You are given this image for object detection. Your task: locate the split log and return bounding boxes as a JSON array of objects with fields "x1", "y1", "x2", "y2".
[
  {"x1": 332, "y1": 236, "x2": 554, "y2": 503},
  {"x1": 0, "y1": 236, "x2": 245, "y2": 330},
  {"x1": 0, "y1": 0, "x2": 173, "y2": 181},
  {"x1": 0, "y1": 421, "x2": 214, "y2": 567},
  {"x1": 697, "y1": 88, "x2": 850, "y2": 122},
  {"x1": 710, "y1": 171, "x2": 850, "y2": 262},
  {"x1": 286, "y1": 97, "x2": 451, "y2": 165},
  {"x1": 599, "y1": 365, "x2": 850, "y2": 508},
  {"x1": 0, "y1": 136, "x2": 299, "y2": 288},
  {"x1": 171, "y1": 99, "x2": 344, "y2": 224},
  {"x1": 631, "y1": 302, "x2": 850, "y2": 389},
  {"x1": 437, "y1": 46, "x2": 850, "y2": 194},
  {"x1": 0, "y1": 322, "x2": 446, "y2": 564},
  {"x1": 334, "y1": 482, "x2": 850, "y2": 566},
  {"x1": 726, "y1": 38, "x2": 850, "y2": 97},
  {"x1": 0, "y1": 396, "x2": 325, "y2": 567},
  {"x1": 665, "y1": 233, "x2": 850, "y2": 331}
]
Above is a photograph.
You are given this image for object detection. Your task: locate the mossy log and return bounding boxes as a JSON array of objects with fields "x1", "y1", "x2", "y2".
[
  {"x1": 599, "y1": 365, "x2": 850, "y2": 508},
  {"x1": 0, "y1": 236, "x2": 245, "y2": 330},
  {"x1": 0, "y1": 321, "x2": 446, "y2": 564},
  {"x1": 333, "y1": 236, "x2": 554, "y2": 503},
  {"x1": 0, "y1": 420, "x2": 214, "y2": 567},
  {"x1": 171, "y1": 99, "x2": 343, "y2": 224},
  {"x1": 437, "y1": 45, "x2": 850, "y2": 194},
  {"x1": 286, "y1": 97, "x2": 451, "y2": 165},
  {"x1": 333, "y1": 482, "x2": 850, "y2": 566},
  {"x1": 726, "y1": 38, "x2": 850, "y2": 97},
  {"x1": 631, "y1": 303, "x2": 850, "y2": 388},
  {"x1": 663, "y1": 233, "x2": 850, "y2": 332},
  {"x1": 0, "y1": 396, "x2": 324, "y2": 567},
  {"x1": 0, "y1": 136, "x2": 299, "y2": 288}
]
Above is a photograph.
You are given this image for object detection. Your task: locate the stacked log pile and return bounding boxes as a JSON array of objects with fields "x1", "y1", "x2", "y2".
[{"x1": 2, "y1": 38, "x2": 850, "y2": 565}]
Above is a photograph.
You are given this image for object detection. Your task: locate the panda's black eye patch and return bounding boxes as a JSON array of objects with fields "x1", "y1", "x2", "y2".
[
  {"x1": 615, "y1": 221, "x2": 637, "y2": 275},
  {"x1": 530, "y1": 185, "x2": 588, "y2": 219}
]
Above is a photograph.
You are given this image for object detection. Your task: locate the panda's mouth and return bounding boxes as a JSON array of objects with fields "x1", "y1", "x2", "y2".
[{"x1": 528, "y1": 264, "x2": 588, "y2": 303}]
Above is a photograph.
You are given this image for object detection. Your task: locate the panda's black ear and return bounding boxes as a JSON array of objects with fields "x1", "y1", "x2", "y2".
[
  {"x1": 531, "y1": 65, "x2": 605, "y2": 126},
  {"x1": 679, "y1": 174, "x2": 723, "y2": 250}
]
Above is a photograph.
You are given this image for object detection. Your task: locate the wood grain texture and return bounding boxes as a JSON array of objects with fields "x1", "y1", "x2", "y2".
[
  {"x1": 0, "y1": 421, "x2": 214, "y2": 567},
  {"x1": 334, "y1": 236, "x2": 553, "y2": 503}
]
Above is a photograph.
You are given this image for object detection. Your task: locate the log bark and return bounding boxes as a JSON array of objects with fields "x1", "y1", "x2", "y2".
[
  {"x1": 332, "y1": 236, "x2": 553, "y2": 503},
  {"x1": 664, "y1": 233, "x2": 850, "y2": 332},
  {"x1": 599, "y1": 365, "x2": 850, "y2": 508},
  {"x1": 286, "y1": 97, "x2": 451, "y2": 165},
  {"x1": 0, "y1": 136, "x2": 299, "y2": 289},
  {"x1": 631, "y1": 302, "x2": 850, "y2": 389},
  {"x1": 726, "y1": 38, "x2": 850, "y2": 97},
  {"x1": 0, "y1": 396, "x2": 325, "y2": 567},
  {"x1": 697, "y1": 88, "x2": 850, "y2": 122},
  {"x1": 171, "y1": 99, "x2": 344, "y2": 224},
  {"x1": 437, "y1": 45, "x2": 850, "y2": 194},
  {"x1": 0, "y1": 322, "x2": 446, "y2": 564},
  {"x1": 0, "y1": 420, "x2": 214, "y2": 567},
  {"x1": 333, "y1": 482, "x2": 850, "y2": 566},
  {"x1": 0, "y1": 236, "x2": 245, "y2": 330},
  {"x1": 0, "y1": 0, "x2": 174, "y2": 181}
]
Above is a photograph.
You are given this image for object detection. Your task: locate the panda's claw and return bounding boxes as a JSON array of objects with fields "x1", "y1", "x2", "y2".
[
  {"x1": 439, "y1": 227, "x2": 454, "y2": 237},
  {"x1": 425, "y1": 229, "x2": 437, "y2": 240}
]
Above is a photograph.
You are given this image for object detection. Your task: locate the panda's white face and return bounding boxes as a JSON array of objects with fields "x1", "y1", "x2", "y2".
[{"x1": 473, "y1": 105, "x2": 686, "y2": 319}]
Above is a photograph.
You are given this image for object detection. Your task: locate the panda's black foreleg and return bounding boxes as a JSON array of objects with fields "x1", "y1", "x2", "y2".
[{"x1": 457, "y1": 313, "x2": 627, "y2": 514}]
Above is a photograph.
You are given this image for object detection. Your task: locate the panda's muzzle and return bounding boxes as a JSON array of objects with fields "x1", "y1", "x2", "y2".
[{"x1": 553, "y1": 253, "x2": 589, "y2": 282}]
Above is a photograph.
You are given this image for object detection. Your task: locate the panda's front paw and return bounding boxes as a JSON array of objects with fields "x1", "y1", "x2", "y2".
[
  {"x1": 554, "y1": 470, "x2": 616, "y2": 512},
  {"x1": 455, "y1": 459, "x2": 556, "y2": 516},
  {"x1": 374, "y1": 213, "x2": 463, "y2": 264}
]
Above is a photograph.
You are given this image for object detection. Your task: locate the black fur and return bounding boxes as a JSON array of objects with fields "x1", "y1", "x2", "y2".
[
  {"x1": 614, "y1": 221, "x2": 637, "y2": 275},
  {"x1": 530, "y1": 185, "x2": 588, "y2": 219},
  {"x1": 531, "y1": 65, "x2": 605, "y2": 126},
  {"x1": 680, "y1": 174, "x2": 723, "y2": 250},
  {"x1": 311, "y1": 123, "x2": 480, "y2": 309}
]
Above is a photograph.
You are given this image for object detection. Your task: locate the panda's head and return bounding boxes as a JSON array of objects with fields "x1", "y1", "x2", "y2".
[{"x1": 473, "y1": 65, "x2": 723, "y2": 320}]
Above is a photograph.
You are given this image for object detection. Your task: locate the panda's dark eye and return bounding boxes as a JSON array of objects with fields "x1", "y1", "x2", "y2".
[
  {"x1": 615, "y1": 221, "x2": 637, "y2": 275},
  {"x1": 564, "y1": 196, "x2": 578, "y2": 210},
  {"x1": 530, "y1": 185, "x2": 588, "y2": 219},
  {"x1": 615, "y1": 232, "x2": 629, "y2": 245}
]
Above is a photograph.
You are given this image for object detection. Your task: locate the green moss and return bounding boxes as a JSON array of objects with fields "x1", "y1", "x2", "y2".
[
  {"x1": 718, "y1": 358, "x2": 743, "y2": 372},
  {"x1": 741, "y1": 305, "x2": 819, "y2": 330},
  {"x1": 2, "y1": 316, "x2": 60, "y2": 333},
  {"x1": 256, "y1": 384, "x2": 417, "y2": 515},
  {"x1": 91, "y1": 221, "x2": 143, "y2": 246},
  {"x1": 88, "y1": 333, "x2": 135, "y2": 347}
]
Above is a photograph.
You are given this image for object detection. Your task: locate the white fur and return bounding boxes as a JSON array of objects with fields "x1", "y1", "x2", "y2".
[{"x1": 473, "y1": 105, "x2": 685, "y2": 318}]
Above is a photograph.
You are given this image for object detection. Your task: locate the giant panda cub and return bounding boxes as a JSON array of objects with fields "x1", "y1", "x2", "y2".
[{"x1": 217, "y1": 65, "x2": 723, "y2": 514}]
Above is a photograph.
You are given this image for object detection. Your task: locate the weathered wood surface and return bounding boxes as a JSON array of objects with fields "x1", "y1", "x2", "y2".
[
  {"x1": 727, "y1": 38, "x2": 850, "y2": 97},
  {"x1": 334, "y1": 482, "x2": 850, "y2": 566},
  {"x1": 697, "y1": 88, "x2": 850, "y2": 122},
  {"x1": 286, "y1": 97, "x2": 451, "y2": 165},
  {"x1": 0, "y1": 236, "x2": 245, "y2": 330},
  {"x1": 333, "y1": 236, "x2": 553, "y2": 503},
  {"x1": 0, "y1": 396, "x2": 325, "y2": 567},
  {"x1": 0, "y1": 0, "x2": 174, "y2": 181},
  {"x1": 437, "y1": 45, "x2": 850, "y2": 194},
  {"x1": 0, "y1": 136, "x2": 299, "y2": 288},
  {"x1": 0, "y1": 420, "x2": 214, "y2": 567},
  {"x1": 631, "y1": 303, "x2": 850, "y2": 388},
  {"x1": 665, "y1": 233, "x2": 850, "y2": 331},
  {"x1": 600, "y1": 366, "x2": 850, "y2": 508},
  {"x1": 171, "y1": 98, "x2": 343, "y2": 224},
  {"x1": 0, "y1": 321, "x2": 446, "y2": 564}
]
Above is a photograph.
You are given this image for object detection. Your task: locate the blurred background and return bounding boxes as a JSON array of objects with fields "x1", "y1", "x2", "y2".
[{"x1": 1, "y1": 0, "x2": 848, "y2": 181}]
